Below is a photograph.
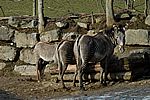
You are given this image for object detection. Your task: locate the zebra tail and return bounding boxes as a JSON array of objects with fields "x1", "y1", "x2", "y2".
[
  {"x1": 56, "y1": 41, "x2": 64, "y2": 72},
  {"x1": 75, "y1": 35, "x2": 83, "y2": 67}
]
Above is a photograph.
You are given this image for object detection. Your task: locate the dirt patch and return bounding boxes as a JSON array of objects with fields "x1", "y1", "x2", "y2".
[{"x1": 0, "y1": 71, "x2": 150, "y2": 100}]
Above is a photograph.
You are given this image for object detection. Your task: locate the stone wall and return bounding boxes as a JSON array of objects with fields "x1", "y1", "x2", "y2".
[
  {"x1": 0, "y1": 26, "x2": 38, "y2": 75},
  {"x1": 0, "y1": 14, "x2": 150, "y2": 79},
  {"x1": 0, "y1": 15, "x2": 89, "y2": 76}
]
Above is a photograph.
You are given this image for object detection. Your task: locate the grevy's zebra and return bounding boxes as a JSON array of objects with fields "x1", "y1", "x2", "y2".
[
  {"x1": 34, "y1": 33, "x2": 78, "y2": 89},
  {"x1": 34, "y1": 42, "x2": 57, "y2": 82},
  {"x1": 73, "y1": 25, "x2": 125, "y2": 90},
  {"x1": 34, "y1": 40, "x2": 75, "y2": 88},
  {"x1": 55, "y1": 33, "x2": 79, "y2": 89},
  {"x1": 55, "y1": 40, "x2": 76, "y2": 89}
]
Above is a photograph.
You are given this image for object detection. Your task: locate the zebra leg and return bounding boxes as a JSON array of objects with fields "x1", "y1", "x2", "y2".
[
  {"x1": 73, "y1": 57, "x2": 81, "y2": 87},
  {"x1": 100, "y1": 69, "x2": 104, "y2": 84},
  {"x1": 79, "y1": 68, "x2": 84, "y2": 90},
  {"x1": 37, "y1": 58, "x2": 43, "y2": 82},
  {"x1": 73, "y1": 67, "x2": 78, "y2": 87},
  {"x1": 41, "y1": 62, "x2": 46, "y2": 80},
  {"x1": 60, "y1": 64, "x2": 68, "y2": 89},
  {"x1": 58, "y1": 60, "x2": 62, "y2": 82},
  {"x1": 36, "y1": 61, "x2": 39, "y2": 82},
  {"x1": 103, "y1": 58, "x2": 108, "y2": 86},
  {"x1": 37, "y1": 69, "x2": 40, "y2": 82},
  {"x1": 100, "y1": 61, "x2": 105, "y2": 84},
  {"x1": 79, "y1": 63, "x2": 87, "y2": 91}
]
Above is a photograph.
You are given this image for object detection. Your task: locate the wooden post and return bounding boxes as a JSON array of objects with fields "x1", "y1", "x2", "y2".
[
  {"x1": 38, "y1": 0, "x2": 45, "y2": 33},
  {"x1": 33, "y1": 0, "x2": 36, "y2": 16},
  {"x1": 32, "y1": 0, "x2": 36, "y2": 27},
  {"x1": 91, "y1": 12, "x2": 94, "y2": 25},
  {"x1": 106, "y1": 0, "x2": 115, "y2": 27}
]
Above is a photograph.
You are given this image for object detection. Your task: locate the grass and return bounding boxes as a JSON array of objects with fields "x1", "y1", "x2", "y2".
[{"x1": 0, "y1": 0, "x2": 145, "y2": 17}]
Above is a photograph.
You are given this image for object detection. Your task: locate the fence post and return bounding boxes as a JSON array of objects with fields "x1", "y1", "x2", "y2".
[
  {"x1": 32, "y1": 0, "x2": 37, "y2": 27},
  {"x1": 38, "y1": 0, "x2": 45, "y2": 34}
]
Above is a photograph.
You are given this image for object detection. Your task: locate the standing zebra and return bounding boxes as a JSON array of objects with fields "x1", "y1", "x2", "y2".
[
  {"x1": 34, "y1": 32, "x2": 78, "y2": 88},
  {"x1": 55, "y1": 40, "x2": 76, "y2": 89},
  {"x1": 73, "y1": 25, "x2": 125, "y2": 90},
  {"x1": 34, "y1": 42, "x2": 57, "y2": 82}
]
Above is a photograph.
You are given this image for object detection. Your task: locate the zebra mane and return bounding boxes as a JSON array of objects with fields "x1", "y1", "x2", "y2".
[{"x1": 94, "y1": 28, "x2": 116, "y2": 46}]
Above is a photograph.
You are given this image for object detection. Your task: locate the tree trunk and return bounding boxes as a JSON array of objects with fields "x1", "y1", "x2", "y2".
[
  {"x1": 38, "y1": 0, "x2": 44, "y2": 33},
  {"x1": 106, "y1": 0, "x2": 115, "y2": 27},
  {"x1": 32, "y1": 0, "x2": 37, "y2": 27},
  {"x1": 33, "y1": 0, "x2": 36, "y2": 16}
]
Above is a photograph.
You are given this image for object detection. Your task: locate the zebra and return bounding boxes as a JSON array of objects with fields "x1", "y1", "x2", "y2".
[
  {"x1": 34, "y1": 33, "x2": 79, "y2": 88},
  {"x1": 33, "y1": 42, "x2": 57, "y2": 82},
  {"x1": 73, "y1": 25, "x2": 125, "y2": 90},
  {"x1": 55, "y1": 40, "x2": 76, "y2": 89}
]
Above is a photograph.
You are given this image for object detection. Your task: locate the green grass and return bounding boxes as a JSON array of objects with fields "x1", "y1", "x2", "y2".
[{"x1": 0, "y1": 0, "x2": 145, "y2": 17}]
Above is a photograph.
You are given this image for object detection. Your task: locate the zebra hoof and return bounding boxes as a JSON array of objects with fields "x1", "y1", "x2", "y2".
[
  {"x1": 102, "y1": 83, "x2": 107, "y2": 86},
  {"x1": 80, "y1": 87, "x2": 85, "y2": 91}
]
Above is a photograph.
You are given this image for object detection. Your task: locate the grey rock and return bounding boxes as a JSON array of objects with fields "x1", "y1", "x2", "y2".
[
  {"x1": 55, "y1": 22, "x2": 67, "y2": 28},
  {"x1": 145, "y1": 15, "x2": 150, "y2": 26},
  {"x1": 40, "y1": 29, "x2": 61, "y2": 42},
  {"x1": 8, "y1": 16, "x2": 19, "y2": 27},
  {"x1": 120, "y1": 13, "x2": 130, "y2": 19},
  {"x1": 14, "y1": 65, "x2": 36, "y2": 75},
  {"x1": 125, "y1": 29, "x2": 150, "y2": 45},
  {"x1": 14, "y1": 31, "x2": 37, "y2": 48},
  {"x1": 20, "y1": 48, "x2": 36, "y2": 64},
  {"x1": 130, "y1": 17, "x2": 138, "y2": 22},
  {"x1": 77, "y1": 22, "x2": 88, "y2": 29},
  {"x1": 8, "y1": 16, "x2": 37, "y2": 28},
  {"x1": 0, "y1": 26, "x2": 15, "y2": 41},
  {"x1": 0, "y1": 46, "x2": 16, "y2": 61},
  {"x1": 0, "y1": 62, "x2": 6, "y2": 70}
]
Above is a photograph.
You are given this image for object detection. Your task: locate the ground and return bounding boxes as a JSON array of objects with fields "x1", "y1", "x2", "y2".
[{"x1": 0, "y1": 71, "x2": 150, "y2": 100}]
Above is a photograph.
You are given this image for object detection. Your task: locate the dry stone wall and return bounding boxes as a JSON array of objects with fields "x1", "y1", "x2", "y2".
[
  {"x1": 0, "y1": 25, "x2": 38, "y2": 75},
  {"x1": 0, "y1": 14, "x2": 150, "y2": 78},
  {"x1": 0, "y1": 15, "x2": 88, "y2": 76}
]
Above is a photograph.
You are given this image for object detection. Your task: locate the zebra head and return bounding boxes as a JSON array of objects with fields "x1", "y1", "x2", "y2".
[{"x1": 113, "y1": 25, "x2": 125, "y2": 53}]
